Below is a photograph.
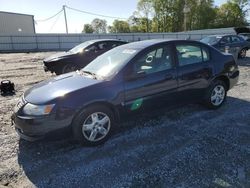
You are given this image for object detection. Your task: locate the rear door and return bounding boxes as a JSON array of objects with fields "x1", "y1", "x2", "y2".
[
  {"x1": 123, "y1": 43, "x2": 178, "y2": 113},
  {"x1": 230, "y1": 35, "x2": 245, "y2": 57},
  {"x1": 175, "y1": 42, "x2": 213, "y2": 102},
  {"x1": 218, "y1": 36, "x2": 232, "y2": 53}
]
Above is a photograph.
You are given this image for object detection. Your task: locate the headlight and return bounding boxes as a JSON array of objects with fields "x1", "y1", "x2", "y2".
[{"x1": 23, "y1": 103, "x2": 55, "y2": 116}]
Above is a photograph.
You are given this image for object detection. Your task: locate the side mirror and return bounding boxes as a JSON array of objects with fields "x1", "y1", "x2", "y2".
[{"x1": 125, "y1": 71, "x2": 146, "y2": 81}]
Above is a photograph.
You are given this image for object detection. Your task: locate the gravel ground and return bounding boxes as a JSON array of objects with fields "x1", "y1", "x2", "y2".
[{"x1": 0, "y1": 52, "x2": 249, "y2": 188}]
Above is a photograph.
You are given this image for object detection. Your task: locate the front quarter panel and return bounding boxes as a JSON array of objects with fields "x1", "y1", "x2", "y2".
[{"x1": 55, "y1": 77, "x2": 124, "y2": 123}]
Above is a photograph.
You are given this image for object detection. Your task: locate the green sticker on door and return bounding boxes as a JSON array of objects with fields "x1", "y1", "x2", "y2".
[{"x1": 130, "y1": 98, "x2": 144, "y2": 111}]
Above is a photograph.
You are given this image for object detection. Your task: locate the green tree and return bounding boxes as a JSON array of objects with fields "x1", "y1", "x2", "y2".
[
  {"x1": 91, "y1": 18, "x2": 107, "y2": 33},
  {"x1": 186, "y1": 0, "x2": 216, "y2": 30},
  {"x1": 214, "y1": 0, "x2": 248, "y2": 28},
  {"x1": 82, "y1": 24, "x2": 94, "y2": 33},
  {"x1": 137, "y1": 0, "x2": 153, "y2": 32},
  {"x1": 109, "y1": 20, "x2": 130, "y2": 33},
  {"x1": 129, "y1": 0, "x2": 249, "y2": 33}
]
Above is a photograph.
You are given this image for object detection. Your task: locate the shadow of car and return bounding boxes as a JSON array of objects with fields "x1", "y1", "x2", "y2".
[
  {"x1": 17, "y1": 96, "x2": 250, "y2": 187},
  {"x1": 200, "y1": 34, "x2": 250, "y2": 59},
  {"x1": 43, "y1": 39, "x2": 128, "y2": 75}
]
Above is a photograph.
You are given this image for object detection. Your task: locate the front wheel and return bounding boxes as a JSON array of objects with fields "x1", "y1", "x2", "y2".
[
  {"x1": 204, "y1": 80, "x2": 227, "y2": 109},
  {"x1": 72, "y1": 105, "x2": 115, "y2": 146}
]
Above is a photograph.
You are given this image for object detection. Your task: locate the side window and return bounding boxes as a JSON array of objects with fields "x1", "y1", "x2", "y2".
[
  {"x1": 231, "y1": 36, "x2": 241, "y2": 43},
  {"x1": 134, "y1": 46, "x2": 172, "y2": 74},
  {"x1": 110, "y1": 42, "x2": 124, "y2": 48},
  {"x1": 86, "y1": 44, "x2": 98, "y2": 51},
  {"x1": 220, "y1": 36, "x2": 231, "y2": 44},
  {"x1": 202, "y1": 47, "x2": 210, "y2": 62},
  {"x1": 98, "y1": 42, "x2": 108, "y2": 50},
  {"x1": 176, "y1": 45, "x2": 203, "y2": 66}
]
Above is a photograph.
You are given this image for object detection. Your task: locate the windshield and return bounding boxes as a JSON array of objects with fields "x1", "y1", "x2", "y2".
[
  {"x1": 82, "y1": 47, "x2": 138, "y2": 79},
  {"x1": 200, "y1": 36, "x2": 221, "y2": 45},
  {"x1": 69, "y1": 41, "x2": 94, "y2": 53}
]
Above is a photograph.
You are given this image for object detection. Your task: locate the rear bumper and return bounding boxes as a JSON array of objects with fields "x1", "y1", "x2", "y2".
[{"x1": 229, "y1": 70, "x2": 239, "y2": 89}]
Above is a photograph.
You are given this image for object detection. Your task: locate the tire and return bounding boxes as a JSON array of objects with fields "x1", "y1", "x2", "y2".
[
  {"x1": 203, "y1": 80, "x2": 227, "y2": 109},
  {"x1": 55, "y1": 69, "x2": 62, "y2": 75},
  {"x1": 72, "y1": 105, "x2": 115, "y2": 146},
  {"x1": 238, "y1": 48, "x2": 247, "y2": 59},
  {"x1": 61, "y1": 63, "x2": 78, "y2": 74}
]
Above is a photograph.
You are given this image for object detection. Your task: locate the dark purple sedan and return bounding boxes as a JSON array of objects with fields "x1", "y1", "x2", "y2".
[{"x1": 12, "y1": 39, "x2": 239, "y2": 146}]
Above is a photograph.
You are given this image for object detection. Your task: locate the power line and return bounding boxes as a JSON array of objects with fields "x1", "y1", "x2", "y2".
[
  {"x1": 65, "y1": 5, "x2": 127, "y2": 20},
  {"x1": 49, "y1": 10, "x2": 63, "y2": 32},
  {"x1": 35, "y1": 9, "x2": 63, "y2": 22}
]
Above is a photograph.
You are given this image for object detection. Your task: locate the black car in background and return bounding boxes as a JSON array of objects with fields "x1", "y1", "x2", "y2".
[
  {"x1": 12, "y1": 39, "x2": 239, "y2": 146},
  {"x1": 43, "y1": 39, "x2": 127, "y2": 75},
  {"x1": 200, "y1": 34, "x2": 250, "y2": 58}
]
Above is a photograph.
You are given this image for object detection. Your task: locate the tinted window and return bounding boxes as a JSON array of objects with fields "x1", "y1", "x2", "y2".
[
  {"x1": 134, "y1": 46, "x2": 172, "y2": 74},
  {"x1": 202, "y1": 47, "x2": 210, "y2": 61},
  {"x1": 220, "y1": 36, "x2": 231, "y2": 44},
  {"x1": 109, "y1": 41, "x2": 126, "y2": 48},
  {"x1": 86, "y1": 44, "x2": 98, "y2": 51},
  {"x1": 200, "y1": 36, "x2": 221, "y2": 45},
  {"x1": 176, "y1": 45, "x2": 203, "y2": 66},
  {"x1": 98, "y1": 42, "x2": 108, "y2": 50},
  {"x1": 231, "y1": 36, "x2": 241, "y2": 43},
  {"x1": 69, "y1": 41, "x2": 94, "y2": 53}
]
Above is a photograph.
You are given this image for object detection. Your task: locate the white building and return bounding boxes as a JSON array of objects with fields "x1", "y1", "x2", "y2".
[{"x1": 0, "y1": 11, "x2": 35, "y2": 35}]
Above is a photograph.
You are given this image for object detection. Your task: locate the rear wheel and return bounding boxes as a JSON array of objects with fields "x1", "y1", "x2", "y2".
[
  {"x1": 72, "y1": 105, "x2": 115, "y2": 146},
  {"x1": 204, "y1": 80, "x2": 227, "y2": 109},
  {"x1": 238, "y1": 48, "x2": 247, "y2": 58}
]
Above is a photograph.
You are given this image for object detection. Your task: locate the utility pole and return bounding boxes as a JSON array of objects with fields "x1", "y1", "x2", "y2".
[
  {"x1": 63, "y1": 5, "x2": 69, "y2": 34},
  {"x1": 183, "y1": 0, "x2": 190, "y2": 31}
]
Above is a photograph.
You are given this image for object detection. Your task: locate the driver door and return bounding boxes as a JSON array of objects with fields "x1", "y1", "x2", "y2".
[{"x1": 123, "y1": 44, "x2": 178, "y2": 113}]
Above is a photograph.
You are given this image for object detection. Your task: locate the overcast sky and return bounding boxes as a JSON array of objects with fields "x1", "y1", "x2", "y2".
[{"x1": 0, "y1": 0, "x2": 228, "y2": 33}]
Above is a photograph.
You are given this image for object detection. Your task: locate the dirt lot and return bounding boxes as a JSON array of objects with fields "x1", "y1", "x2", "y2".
[{"x1": 0, "y1": 52, "x2": 249, "y2": 188}]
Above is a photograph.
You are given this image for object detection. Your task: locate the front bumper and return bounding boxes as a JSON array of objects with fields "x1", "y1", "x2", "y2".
[
  {"x1": 43, "y1": 61, "x2": 58, "y2": 73},
  {"x1": 43, "y1": 65, "x2": 49, "y2": 72},
  {"x1": 11, "y1": 112, "x2": 72, "y2": 141}
]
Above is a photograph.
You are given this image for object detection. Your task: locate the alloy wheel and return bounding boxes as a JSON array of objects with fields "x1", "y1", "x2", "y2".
[
  {"x1": 81, "y1": 112, "x2": 111, "y2": 142},
  {"x1": 211, "y1": 85, "x2": 225, "y2": 106}
]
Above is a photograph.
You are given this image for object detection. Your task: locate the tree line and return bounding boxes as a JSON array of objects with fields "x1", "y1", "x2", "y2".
[{"x1": 82, "y1": 0, "x2": 250, "y2": 33}]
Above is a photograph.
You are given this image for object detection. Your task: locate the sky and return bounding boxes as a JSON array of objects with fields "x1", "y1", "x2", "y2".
[{"x1": 0, "y1": 0, "x2": 228, "y2": 33}]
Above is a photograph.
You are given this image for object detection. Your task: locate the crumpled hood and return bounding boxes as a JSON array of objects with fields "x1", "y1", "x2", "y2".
[
  {"x1": 24, "y1": 72, "x2": 102, "y2": 104},
  {"x1": 43, "y1": 51, "x2": 75, "y2": 62}
]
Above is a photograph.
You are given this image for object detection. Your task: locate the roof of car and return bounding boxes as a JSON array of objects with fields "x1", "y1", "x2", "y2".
[
  {"x1": 118, "y1": 39, "x2": 202, "y2": 49},
  {"x1": 239, "y1": 33, "x2": 250, "y2": 35},
  {"x1": 205, "y1": 34, "x2": 238, "y2": 38},
  {"x1": 87, "y1": 39, "x2": 127, "y2": 43}
]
